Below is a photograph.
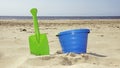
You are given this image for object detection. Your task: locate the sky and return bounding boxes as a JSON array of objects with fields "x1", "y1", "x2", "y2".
[{"x1": 0, "y1": 0, "x2": 120, "y2": 16}]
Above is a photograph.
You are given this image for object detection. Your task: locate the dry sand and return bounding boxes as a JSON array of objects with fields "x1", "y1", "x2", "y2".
[{"x1": 0, "y1": 19, "x2": 120, "y2": 68}]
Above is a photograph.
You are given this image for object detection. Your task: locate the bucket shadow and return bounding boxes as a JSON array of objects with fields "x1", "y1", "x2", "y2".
[{"x1": 87, "y1": 52, "x2": 107, "y2": 57}]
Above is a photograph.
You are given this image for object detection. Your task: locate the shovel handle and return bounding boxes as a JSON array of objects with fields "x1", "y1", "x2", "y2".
[{"x1": 30, "y1": 8, "x2": 40, "y2": 42}]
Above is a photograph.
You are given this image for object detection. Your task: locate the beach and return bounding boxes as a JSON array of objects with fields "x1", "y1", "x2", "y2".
[{"x1": 0, "y1": 19, "x2": 120, "y2": 68}]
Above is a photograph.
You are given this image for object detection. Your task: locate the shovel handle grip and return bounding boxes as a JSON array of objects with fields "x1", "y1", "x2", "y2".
[{"x1": 30, "y1": 8, "x2": 40, "y2": 42}]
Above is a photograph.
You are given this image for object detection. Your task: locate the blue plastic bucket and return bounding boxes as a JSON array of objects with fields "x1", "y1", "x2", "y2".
[{"x1": 58, "y1": 29, "x2": 90, "y2": 54}]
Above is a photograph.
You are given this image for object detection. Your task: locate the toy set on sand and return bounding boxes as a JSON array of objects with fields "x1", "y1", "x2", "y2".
[{"x1": 29, "y1": 8, "x2": 90, "y2": 56}]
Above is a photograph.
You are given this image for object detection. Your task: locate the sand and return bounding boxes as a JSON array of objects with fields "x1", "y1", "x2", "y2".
[{"x1": 0, "y1": 19, "x2": 120, "y2": 68}]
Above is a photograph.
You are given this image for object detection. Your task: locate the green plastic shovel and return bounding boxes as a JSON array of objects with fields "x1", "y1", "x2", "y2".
[{"x1": 29, "y1": 8, "x2": 49, "y2": 55}]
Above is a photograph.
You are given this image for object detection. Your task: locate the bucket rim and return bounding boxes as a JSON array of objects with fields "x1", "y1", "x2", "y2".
[{"x1": 58, "y1": 28, "x2": 90, "y2": 36}]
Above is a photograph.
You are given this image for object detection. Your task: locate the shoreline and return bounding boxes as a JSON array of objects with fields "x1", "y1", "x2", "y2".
[
  {"x1": 0, "y1": 19, "x2": 120, "y2": 21},
  {"x1": 0, "y1": 19, "x2": 120, "y2": 23}
]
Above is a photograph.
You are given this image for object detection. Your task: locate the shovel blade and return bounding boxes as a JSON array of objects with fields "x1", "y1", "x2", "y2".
[{"x1": 29, "y1": 34, "x2": 49, "y2": 55}]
